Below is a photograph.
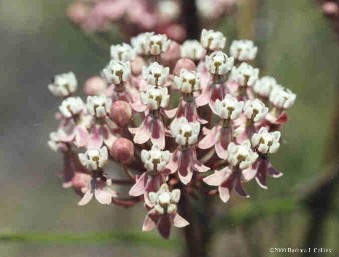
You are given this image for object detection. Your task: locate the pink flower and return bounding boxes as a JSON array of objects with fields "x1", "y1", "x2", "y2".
[{"x1": 142, "y1": 184, "x2": 189, "y2": 239}]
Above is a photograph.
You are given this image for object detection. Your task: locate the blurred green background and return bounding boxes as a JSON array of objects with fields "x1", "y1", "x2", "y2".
[{"x1": 0, "y1": 0, "x2": 338, "y2": 256}]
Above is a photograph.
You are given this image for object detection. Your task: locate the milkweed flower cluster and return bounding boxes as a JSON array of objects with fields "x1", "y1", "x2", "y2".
[
  {"x1": 48, "y1": 29, "x2": 296, "y2": 238},
  {"x1": 67, "y1": 0, "x2": 237, "y2": 41}
]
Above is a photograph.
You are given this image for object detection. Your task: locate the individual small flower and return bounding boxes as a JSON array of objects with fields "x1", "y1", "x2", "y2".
[
  {"x1": 230, "y1": 62, "x2": 259, "y2": 87},
  {"x1": 229, "y1": 40, "x2": 258, "y2": 62},
  {"x1": 142, "y1": 62, "x2": 169, "y2": 87},
  {"x1": 158, "y1": 0, "x2": 180, "y2": 22},
  {"x1": 243, "y1": 99, "x2": 269, "y2": 122},
  {"x1": 253, "y1": 76, "x2": 281, "y2": 98},
  {"x1": 86, "y1": 95, "x2": 112, "y2": 118},
  {"x1": 59, "y1": 97, "x2": 85, "y2": 118},
  {"x1": 205, "y1": 51, "x2": 234, "y2": 75},
  {"x1": 251, "y1": 127, "x2": 281, "y2": 154},
  {"x1": 131, "y1": 32, "x2": 154, "y2": 55},
  {"x1": 148, "y1": 34, "x2": 170, "y2": 55},
  {"x1": 78, "y1": 177, "x2": 117, "y2": 206},
  {"x1": 110, "y1": 138, "x2": 134, "y2": 164},
  {"x1": 181, "y1": 40, "x2": 205, "y2": 61},
  {"x1": 170, "y1": 118, "x2": 200, "y2": 146},
  {"x1": 214, "y1": 94, "x2": 244, "y2": 120},
  {"x1": 129, "y1": 146, "x2": 171, "y2": 201},
  {"x1": 227, "y1": 140, "x2": 258, "y2": 169},
  {"x1": 102, "y1": 60, "x2": 131, "y2": 84},
  {"x1": 140, "y1": 86, "x2": 170, "y2": 110},
  {"x1": 48, "y1": 72, "x2": 77, "y2": 97},
  {"x1": 48, "y1": 132, "x2": 68, "y2": 152},
  {"x1": 110, "y1": 43, "x2": 136, "y2": 62},
  {"x1": 109, "y1": 100, "x2": 132, "y2": 126},
  {"x1": 143, "y1": 184, "x2": 189, "y2": 239},
  {"x1": 269, "y1": 87, "x2": 296, "y2": 109},
  {"x1": 141, "y1": 145, "x2": 171, "y2": 172},
  {"x1": 200, "y1": 29, "x2": 226, "y2": 51},
  {"x1": 78, "y1": 146, "x2": 108, "y2": 170},
  {"x1": 173, "y1": 69, "x2": 201, "y2": 93}
]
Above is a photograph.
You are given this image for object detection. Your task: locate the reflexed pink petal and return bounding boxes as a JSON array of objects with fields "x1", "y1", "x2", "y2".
[
  {"x1": 165, "y1": 108, "x2": 177, "y2": 118},
  {"x1": 74, "y1": 125, "x2": 89, "y2": 147},
  {"x1": 215, "y1": 127, "x2": 231, "y2": 159},
  {"x1": 129, "y1": 172, "x2": 147, "y2": 196},
  {"x1": 203, "y1": 168, "x2": 230, "y2": 186},
  {"x1": 167, "y1": 150, "x2": 179, "y2": 174},
  {"x1": 242, "y1": 167, "x2": 257, "y2": 182},
  {"x1": 157, "y1": 215, "x2": 172, "y2": 239},
  {"x1": 275, "y1": 112, "x2": 288, "y2": 125},
  {"x1": 87, "y1": 125, "x2": 103, "y2": 149},
  {"x1": 268, "y1": 163, "x2": 283, "y2": 178},
  {"x1": 131, "y1": 118, "x2": 151, "y2": 145},
  {"x1": 198, "y1": 126, "x2": 219, "y2": 149},
  {"x1": 151, "y1": 119, "x2": 165, "y2": 149},
  {"x1": 131, "y1": 101, "x2": 147, "y2": 112},
  {"x1": 173, "y1": 213, "x2": 189, "y2": 228},
  {"x1": 193, "y1": 160, "x2": 210, "y2": 172},
  {"x1": 195, "y1": 87, "x2": 210, "y2": 107},
  {"x1": 209, "y1": 84, "x2": 227, "y2": 112},
  {"x1": 102, "y1": 125, "x2": 117, "y2": 149},
  {"x1": 178, "y1": 150, "x2": 193, "y2": 184},
  {"x1": 142, "y1": 214, "x2": 156, "y2": 232},
  {"x1": 94, "y1": 187, "x2": 114, "y2": 205},
  {"x1": 218, "y1": 186, "x2": 231, "y2": 203},
  {"x1": 235, "y1": 179, "x2": 249, "y2": 198},
  {"x1": 255, "y1": 158, "x2": 268, "y2": 189},
  {"x1": 78, "y1": 189, "x2": 93, "y2": 206}
]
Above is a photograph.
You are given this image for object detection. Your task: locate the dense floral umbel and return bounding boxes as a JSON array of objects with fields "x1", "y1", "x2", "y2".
[{"x1": 48, "y1": 29, "x2": 296, "y2": 239}]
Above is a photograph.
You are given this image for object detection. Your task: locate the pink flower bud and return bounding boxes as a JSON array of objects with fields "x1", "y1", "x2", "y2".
[
  {"x1": 322, "y1": 2, "x2": 338, "y2": 16},
  {"x1": 67, "y1": 2, "x2": 89, "y2": 25},
  {"x1": 109, "y1": 100, "x2": 132, "y2": 126},
  {"x1": 71, "y1": 173, "x2": 91, "y2": 193},
  {"x1": 83, "y1": 76, "x2": 107, "y2": 95},
  {"x1": 161, "y1": 41, "x2": 181, "y2": 69},
  {"x1": 110, "y1": 138, "x2": 134, "y2": 164},
  {"x1": 173, "y1": 58, "x2": 197, "y2": 76}
]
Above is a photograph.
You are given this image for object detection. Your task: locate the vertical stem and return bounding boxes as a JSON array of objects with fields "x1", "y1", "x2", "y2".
[
  {"x1": 180, "y1": 0, "x2": 201, "y2": 39},
  {"x1": 179, "y1": 185, "x2": 215, "y2": 257},
  {"x1": 302, "y1": 90, "x2": 339, "y2": 256}
]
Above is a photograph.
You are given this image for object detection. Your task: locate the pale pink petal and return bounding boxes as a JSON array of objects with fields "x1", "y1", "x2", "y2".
[
  {"x1": 132, "y1": 118, "x2": 151, "y2": 145},
  {"x1": 193, "y1": 161, "x2": 210, "y2": 172},
  {"x1": 218, "y1": 186, "x2": 231, "y2": 203},
  {"x1": 165, "y1": 108, "x2": 177, "y2": 119},
  {"x1": 242, "y1": 167, "x2": 257, "y2": 182},
  {"x1": 142, "y1": 214, "x2": 156, "y2": 232},
  {"x1": 150, "y1": 119, "x2": 165, "y2": 149},
  {"x1": 94, "y1": 187, "x2": 114, "y2": 205},
  {"x1": 198, "y1": 126, "x2": 219, "y2": 149},
  {"x1": 173, "y1": 213, "x2": 189, "y2": 228},
  {"x1": 74, "y1": 125, "x2": 89, "y2": 147},
  {"x1": 78, "y1": 189, "x2": 93, "y2": 206},
  {"x1": 203, "y1": 168, "x2": 230, "y2": 186},
  {"x1": 131, "y1": 101, "x2": 147, "y2": 112},
  {"x1": 87, "y1": 125, "x2": 103, "y2": 149},
  {"x1": 129, "y1": 173, "x2": 147, "y2": 196}
]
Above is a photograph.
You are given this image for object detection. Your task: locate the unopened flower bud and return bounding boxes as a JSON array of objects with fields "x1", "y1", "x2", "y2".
[
  {"x1": 173, "y1": 58, "x2": 197, "y2": 76},
  {"x1": 83, "y1": 76, "x2": 107, "y2": 96},
  {"x1": 67, "y1": 2, "x2": 89, "y2": 25},
  {"x1": 110, "y1": 138, "x2": 134, "y2": 164},
  {"x1": 109, "y1": 100, "x2": 132, "y2": 126}
]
